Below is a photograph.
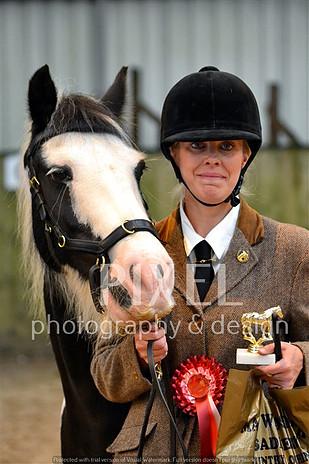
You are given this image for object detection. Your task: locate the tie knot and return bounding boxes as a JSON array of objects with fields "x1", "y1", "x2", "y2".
[{"x1": 193, "y1": 240, "x2": 212, "y2": 263}]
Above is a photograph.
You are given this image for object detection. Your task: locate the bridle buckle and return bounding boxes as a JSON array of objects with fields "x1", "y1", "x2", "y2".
[
  {"x1": 96, "y1": 255, "x2": 106, "y2": 271},
  {"x1": 155, "y1": 362, "x2": 163, "y2": 380},
  {"x1": 29, "y1": 176, "x2": 40, "y2": 189},
  {"x1": 58, "y1": 235, "x2": 66, "y2": 248},
  {"x1": 121, "y1": 220, "x2": 135, "y2": 235}
]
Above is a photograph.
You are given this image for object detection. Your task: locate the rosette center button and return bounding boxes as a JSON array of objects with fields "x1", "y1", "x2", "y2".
[{"x1": 187, "y1": 374, "x2": 209, "y2": 399}]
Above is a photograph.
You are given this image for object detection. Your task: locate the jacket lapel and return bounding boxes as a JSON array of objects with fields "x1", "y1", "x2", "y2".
[
  {"x1": 204, "y1": 228, "x2": 259, "y2": 308},
  {"x1": 157, "y1": 209, "x2": 198, "y2": 310},
  {"x1": 163, "y1": 212, "x2": 190, "y2": 298}
]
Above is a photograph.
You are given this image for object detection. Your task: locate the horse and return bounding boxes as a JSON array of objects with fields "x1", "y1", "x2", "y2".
[{"x1": 18, "y1": 65, "x2": 174, "y2": 459}]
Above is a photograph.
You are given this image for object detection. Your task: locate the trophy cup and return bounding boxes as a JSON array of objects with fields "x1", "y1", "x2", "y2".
[{"x1": 236, "y1": 306, "x2": 283, "y2": 365}]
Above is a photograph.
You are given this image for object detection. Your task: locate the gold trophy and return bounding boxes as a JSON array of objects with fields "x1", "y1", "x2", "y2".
[{"x1": 236, "y1": 306, "x2": 283, "y2": 365}]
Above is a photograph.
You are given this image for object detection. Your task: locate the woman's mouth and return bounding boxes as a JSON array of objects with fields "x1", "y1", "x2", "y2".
[{"x1": 197, "y1": 172, "x2": 226, "y2": 179}]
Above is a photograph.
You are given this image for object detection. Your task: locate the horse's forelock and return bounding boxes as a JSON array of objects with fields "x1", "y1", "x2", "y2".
[
  {"x1": 24, "y1": 94, "x2": 132, "y2": 167},
  {"x1": 48, "y1": 94, "x2": 131, "y2": 144},
  {"x1": 23, "y1": 92, "x2": 133, "y2": 180}
]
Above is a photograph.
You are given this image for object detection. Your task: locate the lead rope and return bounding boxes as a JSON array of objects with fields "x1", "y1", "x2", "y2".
[{"x1": 137, "y1": 339, "x2": 188, "y2": 461}]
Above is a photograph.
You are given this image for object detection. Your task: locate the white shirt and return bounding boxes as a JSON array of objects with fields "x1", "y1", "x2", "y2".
[{"x1": 179, "y1": 200, "x2": 240, "y2": 274}]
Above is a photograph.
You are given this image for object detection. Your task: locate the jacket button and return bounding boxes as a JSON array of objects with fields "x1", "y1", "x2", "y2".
[{"x1": 236, "y1": 250, "x2": 249, "y2": 263}]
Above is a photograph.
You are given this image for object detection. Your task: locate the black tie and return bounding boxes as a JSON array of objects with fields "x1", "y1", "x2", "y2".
[{"x1": 193, "y1": 240, "x2": 214, "y2": 301}]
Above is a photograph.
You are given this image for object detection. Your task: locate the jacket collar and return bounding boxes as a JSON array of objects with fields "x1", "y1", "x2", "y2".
[{"x1": 156, "y1": 198, "x2": 264, "y2": 311}]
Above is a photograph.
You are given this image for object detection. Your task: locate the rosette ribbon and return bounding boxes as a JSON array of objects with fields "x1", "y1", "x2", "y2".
[{"x1": 171, "y1": 355, "x2": 227, "y2": 459}]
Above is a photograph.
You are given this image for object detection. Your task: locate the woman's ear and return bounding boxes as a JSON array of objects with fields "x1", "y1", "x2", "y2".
[
  {"x1": 242, "y1": 141, "x2": 251, "y2": 168},
  {"x1": 242, "y1": 152, "x2": 250, "y2": 168},
  {"x1": 169, "y1": 142, "x2": 179, "y2": 162}
]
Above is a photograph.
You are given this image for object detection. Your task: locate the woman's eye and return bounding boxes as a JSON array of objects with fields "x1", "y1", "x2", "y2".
[
  {"x1": 191, "y1": 142, "x2": 205, "y2": 150},
  {"x1": 47, "y1": 167, "x2": 73, "y2": 184},
  {"x1": 220, "y1": 142, "x2": 233, "y2": 151}
]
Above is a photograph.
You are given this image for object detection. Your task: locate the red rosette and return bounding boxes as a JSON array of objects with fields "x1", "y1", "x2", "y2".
[{"x1": 171, "y1": 355, "x2": 227, "y2": 416}]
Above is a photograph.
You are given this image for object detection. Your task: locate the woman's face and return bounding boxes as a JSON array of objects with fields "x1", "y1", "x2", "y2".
[{"x1": 170, "y1": 140, "x2": 250, "y2": 205}]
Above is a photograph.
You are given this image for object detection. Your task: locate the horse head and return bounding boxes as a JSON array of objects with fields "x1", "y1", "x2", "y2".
[{"x1": 19, "y1": 65, "x2": 174, "y2": 331}]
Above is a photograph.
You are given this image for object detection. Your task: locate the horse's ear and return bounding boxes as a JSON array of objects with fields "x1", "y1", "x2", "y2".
[
  {"x1": 28, "y1": 64, "x2": 57, "y2": 135},
  {"x1": 101, "y1": 66, "x2": 128, "y2": 118}
]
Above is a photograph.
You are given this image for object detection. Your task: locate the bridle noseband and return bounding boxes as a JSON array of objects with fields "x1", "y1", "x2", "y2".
[{"x1": 25, "y1": 137, "x2": 159, "y2": 314}]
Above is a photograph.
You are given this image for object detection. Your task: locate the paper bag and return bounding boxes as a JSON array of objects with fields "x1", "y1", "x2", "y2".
[{"x1": 216, "y1": 369, "x2": 309, "y2": 462}]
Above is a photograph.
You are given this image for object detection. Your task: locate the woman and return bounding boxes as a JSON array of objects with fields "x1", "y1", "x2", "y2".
[{"x1": 91, "y1": 67, "x2": 308, "y2": 460}]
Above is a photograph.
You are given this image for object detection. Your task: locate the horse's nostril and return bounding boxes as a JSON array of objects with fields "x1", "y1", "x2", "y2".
[
  {"x1": 156, "y1": 264, "x2": 164, "y2": 279},
  {"x1": 109, "y1": 282, "x2": 132, "y2": 310},
  {"x1": 129, "y1": 264, "x2": 135, "y2": 281}
]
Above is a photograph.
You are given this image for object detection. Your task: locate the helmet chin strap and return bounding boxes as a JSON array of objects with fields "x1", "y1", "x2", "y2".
[{"x1": 180, "y1": 172, "x2": 244, "y2": 208}]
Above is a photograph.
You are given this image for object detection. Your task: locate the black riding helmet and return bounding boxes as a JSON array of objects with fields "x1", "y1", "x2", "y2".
[{"x1": 160, "y1": 66, "x2": 262, "y2": 207}]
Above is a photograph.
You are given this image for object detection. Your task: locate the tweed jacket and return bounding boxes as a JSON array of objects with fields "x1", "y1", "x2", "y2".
[{"x1": 91, "y1": 199, "x2": 309, "y2": 459}]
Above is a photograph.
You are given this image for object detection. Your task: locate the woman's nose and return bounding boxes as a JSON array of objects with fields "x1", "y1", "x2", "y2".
[{"x1": 204, "y1": 152, "x2": 220, "y2": 164}]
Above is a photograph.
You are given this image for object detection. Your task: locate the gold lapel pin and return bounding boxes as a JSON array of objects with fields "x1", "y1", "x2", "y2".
[{"x1": 237, "y1": 250, "x2": 249, "y2": 263}]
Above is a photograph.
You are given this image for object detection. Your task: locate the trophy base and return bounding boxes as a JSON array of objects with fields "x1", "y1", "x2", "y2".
[{"x1": 236, "y1": 349, "x2": 276, "y2": 365}]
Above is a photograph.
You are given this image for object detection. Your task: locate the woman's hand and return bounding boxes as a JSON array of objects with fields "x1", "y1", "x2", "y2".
[
  {"x1": 134, "y1": 323, "x2": 168, "y2": 365},
  {"x1": 254, "y1": 342, "x2": 304, "y2": 389}
]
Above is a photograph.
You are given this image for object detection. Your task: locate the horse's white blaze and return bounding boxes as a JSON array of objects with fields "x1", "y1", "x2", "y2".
[
  {"x1": 42, "y1": 132, "x2": 174, "y2": 323},
  {"x1": 43, "y1": 133, "x2": 148, "y2": 236}
]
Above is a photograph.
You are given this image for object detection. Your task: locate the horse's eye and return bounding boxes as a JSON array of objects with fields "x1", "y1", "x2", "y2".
[
  {"x1": 134, "y1": 160, "x2": 146, "y2": 184},
  {"x1": 47, "y1": 167, "x2": 73, "y2": 184}
]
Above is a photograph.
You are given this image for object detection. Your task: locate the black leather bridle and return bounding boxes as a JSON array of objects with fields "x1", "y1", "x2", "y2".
[{"x1": 24, "y1": 136, "x2": 159, "y2": 314}]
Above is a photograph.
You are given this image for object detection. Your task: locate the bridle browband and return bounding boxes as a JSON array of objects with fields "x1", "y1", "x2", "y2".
[{"x1": 24, "y1": 133, "x2": 159, "y2": 314}]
